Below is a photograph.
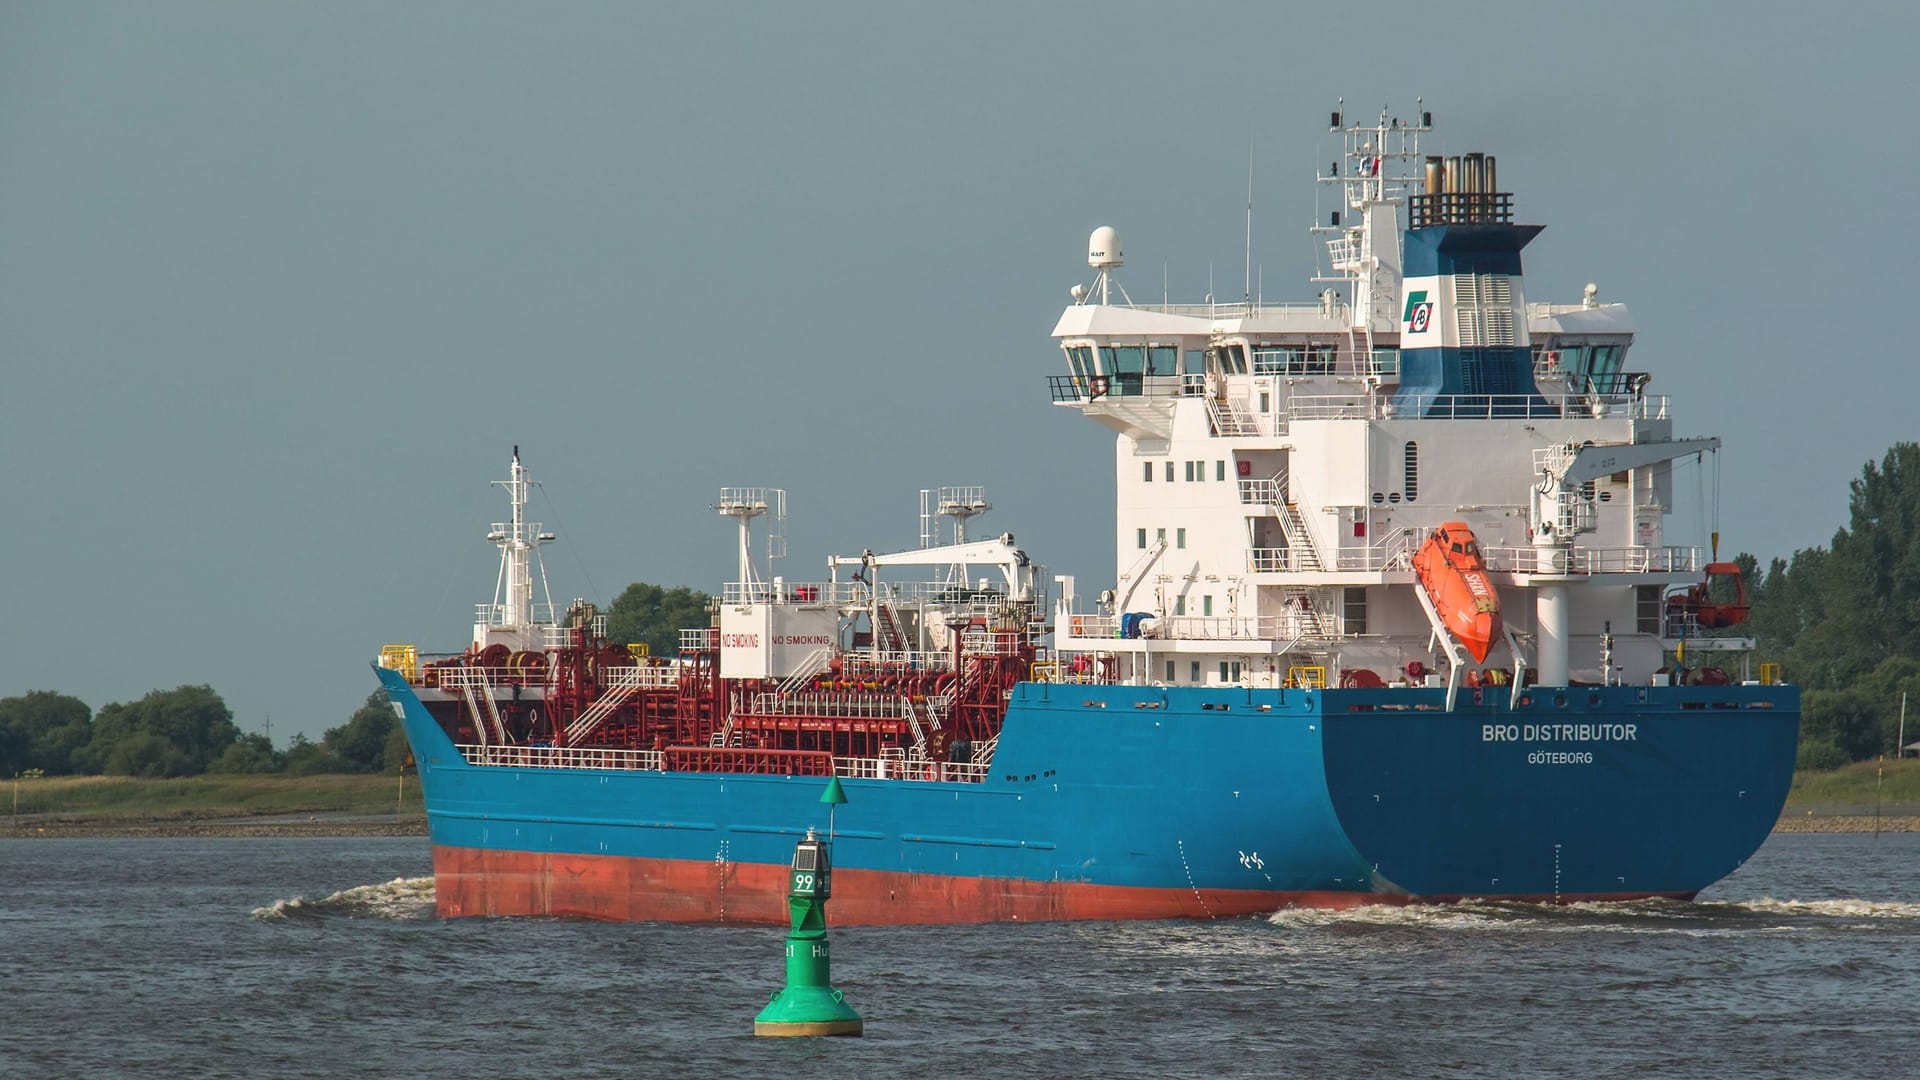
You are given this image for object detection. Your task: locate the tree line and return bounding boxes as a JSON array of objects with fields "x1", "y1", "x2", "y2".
[
  {"x1": 0, "y1": 685, "x2": 409, "y2": 778},
  {"x1": 1736, "y1": 442, "x2": 1920, "y2": 768}
]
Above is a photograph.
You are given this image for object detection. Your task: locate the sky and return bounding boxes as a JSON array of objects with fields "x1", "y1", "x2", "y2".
[{"x1": 4, "y1": 0, "x2": 1915, "y2": 743}]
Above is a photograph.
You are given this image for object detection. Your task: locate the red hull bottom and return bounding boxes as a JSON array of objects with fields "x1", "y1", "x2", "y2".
[{"x1": 427, "y1": 845, "x2": 1696, "y2": 925}]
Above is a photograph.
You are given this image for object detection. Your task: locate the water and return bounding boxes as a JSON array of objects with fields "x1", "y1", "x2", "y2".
[{"x1": 4, "y1": 834, "x2": 1919, "y2": 1079}]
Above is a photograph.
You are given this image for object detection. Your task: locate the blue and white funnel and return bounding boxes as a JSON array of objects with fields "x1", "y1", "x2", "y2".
[{"x1": 1393, "y1": 154, "x2": 1547, "y2": 417}]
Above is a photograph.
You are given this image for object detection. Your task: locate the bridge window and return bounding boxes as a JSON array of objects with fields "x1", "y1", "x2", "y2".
[
  {"x1": 1137, "y1": 528, "x2": 1147, "y2": 549},
  {"x1": 1065, "y1": 345, "x2": 1095, "y2": 382},
  {"x1": 1191, "y1": 661, "x2": 1201, "y2": 682},
  {"x1": 1216, "y1": 460, "x2": 1226, "y2": 481},
  {"x1": 1100, "y1": 345, "x2": 1146, "y2": 396},
  {"x1": 1209, "y1": 344, "x2": 1248, "y2": 374},
  {"x1": 1344, "y1": 587, "x2": 1368, "y2": 634},
  {"x1": 1174, "y1": 596, "x2": 1186, "y2": 616},
  {"x1": 1147, "y1": 346, "x2": 1177, "y2": 375},
  {"x1": 1185, "y1": 350, "x2": 1206, "y2": 375},
  {"x1": 1144, "y1": 462, "x2": 1153, "y2": 482},
  {"x1": 1403, "y1": 442, "x2": 1420, "y2": 502},
  {"x1": 1203, "y1": 595, "x2": 1214, "y2": 616},
  {"x1": 1177, "y1": 528, "x2": 1186, "y2": 549},
  {"x1": 1166, "y1": 661, "x2": 1176, "y2": 682}
]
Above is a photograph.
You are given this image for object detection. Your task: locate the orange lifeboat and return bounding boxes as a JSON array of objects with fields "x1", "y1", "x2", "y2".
[{"x1": 1411, "y1": 522, "x2": 1502, "y2": 664}]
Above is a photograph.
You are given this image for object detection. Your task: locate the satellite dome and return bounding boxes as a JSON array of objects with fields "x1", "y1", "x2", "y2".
[{"x1": 1088, "y1": 226, "x2": 1122, "y2": 270}]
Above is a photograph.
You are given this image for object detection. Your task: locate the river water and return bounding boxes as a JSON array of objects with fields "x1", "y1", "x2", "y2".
[{"x1": 3, "y1": 833, "x2": 1918, "y2": 1078}]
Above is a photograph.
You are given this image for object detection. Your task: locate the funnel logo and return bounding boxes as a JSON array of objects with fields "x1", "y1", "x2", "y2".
[{"x1": 1403, "y1": 290, "x2": 1433, "y2": 333}]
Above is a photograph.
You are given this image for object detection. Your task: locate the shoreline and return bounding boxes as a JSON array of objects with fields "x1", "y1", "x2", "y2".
[
  {"x1": 5, "y1": 814, "x2": 1915, "y2": 839},
  {"x1": 5, "y1": 814, "x2": 426, "y2": 839}
]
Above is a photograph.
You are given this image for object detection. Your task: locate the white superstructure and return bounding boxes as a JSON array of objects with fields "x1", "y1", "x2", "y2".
[{"x1": 1047, "y1": 105, "x2": 1748, "y2": 694}]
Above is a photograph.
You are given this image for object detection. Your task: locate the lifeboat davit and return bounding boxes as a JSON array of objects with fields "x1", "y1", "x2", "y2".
[{"x1": 1411, "y1": 522, "x2": 1502, "y2": 664}]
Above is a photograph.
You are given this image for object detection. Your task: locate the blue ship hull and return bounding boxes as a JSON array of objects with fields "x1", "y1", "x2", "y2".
[{"x1": 379, "y1": 668, "x2": 1797, "y2": 923}]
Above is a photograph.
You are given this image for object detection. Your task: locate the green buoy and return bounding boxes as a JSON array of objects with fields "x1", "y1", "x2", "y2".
[{"x1": 754, "y1": 777, "x2": 862, "y2": 1037}]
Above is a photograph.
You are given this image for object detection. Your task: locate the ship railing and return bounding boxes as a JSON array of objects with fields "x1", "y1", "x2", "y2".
[
  {"x1": 1365, "y1": 350, "x2": 1400, "y2": 380},
  {"x1": 457, "y1": 743, "x2": 664, "y2": 772},
  {"x1": 1249, "y1": 547, "x2": 1316, "y2": 573},
  {"x1": 1206, "y1": 394, "x2": 1266, "y2": 437},
  {"x1": 747, "y1": 692, "x2": 910, "y2": 718},
  {"x1": 1288, "y1": 393, "x2": 1671, "y2": 422},
  {"x1": 537, "y1": 620, "x2": 605, "y2": 650},
  {"x1": 665, "y1": 747, "x2": 836, "y2": 777},
  {"x1": 960, "y1": 627, "x2": 1028, "y2": 657},
  {"x1": 838, "y1": 649, "x2": 935, "y2": 672},
  {"x1": 720, "y1": 581, "x2": 861, "y2": 606},
  {"x1": 472, "y1": 602, "x2": 562, "y2": 627},
  {"x1": 1480, "y1": 545, "x2": 1706, "y2": 575},
  {"x1": 720, "y1": 579, "x2": 1026, "y2": 609},
  {"x1": 1328, "y1": 527, "x2": 1424, "y2": 572},
  {"x1": 1061, "y1": 613, "x2": 1119, "y2": 639},
  {"x1": 1117, "y1": 299, "x2": 1328, "y2": 318},
  {"x1": 1047, "y1": 373, "x2": 1198, "y2": 403},
  {"x1": 679, "y1": 627, "x2": 720, "y2": 652},
  {"x1": 1238, "y1": 477, "x2": 1281, "y2": 506},
  {"x1": 452, "y1": 742, "x2": 996, "y2": 782},
  {"x1": 1150, "y1": 615, "x2": 1291, "y2": 640},
  {"x1": 832, "y1": 756, "x2": 990, "y2": 783},
  {"x1": 1060, "y1": 611, "x2": 1298, "y2": 643},
  {"x1": 611, "y1": 663, "x2": 680, "y2": 690}
]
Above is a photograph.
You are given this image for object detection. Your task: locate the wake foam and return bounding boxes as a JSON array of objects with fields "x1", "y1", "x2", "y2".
[
  {"x1": 1265, "y1": 895, "x2": 1920, "y2": 932},
  {"x1": 253, "y1": 876, "x2": 437, "y2": 921}
]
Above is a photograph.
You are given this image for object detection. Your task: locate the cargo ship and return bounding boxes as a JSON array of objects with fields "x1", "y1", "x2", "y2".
[{"x1": 376, "y1": 105, "x2": 1798, "y2": 924}]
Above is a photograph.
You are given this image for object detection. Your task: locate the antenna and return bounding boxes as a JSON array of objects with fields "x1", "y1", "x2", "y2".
[{"x1": 1244, "y1": 123, "x2": 1255, "y2": 312}]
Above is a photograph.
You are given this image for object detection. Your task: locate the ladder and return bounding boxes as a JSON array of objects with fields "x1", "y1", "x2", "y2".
[{"x1": 563, "y1": 665, "x2": 648, "y2": 747}]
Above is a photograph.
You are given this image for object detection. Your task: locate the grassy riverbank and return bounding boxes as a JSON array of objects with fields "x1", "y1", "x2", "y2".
[
  {"x1": 6, "y1": 762, "x2": 1919, "y2": 837},
  {"x1": 4, "y1": 773, "x2": 424, "y2": 836},
  {"x1": 1781, "y1": 756, "x2": 1920, "y2": 826}
]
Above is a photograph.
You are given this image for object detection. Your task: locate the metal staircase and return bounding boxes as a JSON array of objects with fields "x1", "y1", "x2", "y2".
[
  {"x1": 563, "y1": 665, "x2": 648, "y2": 747},
  {"x1": 438, "y1": 667, "x2": 507, "y2": 746}
]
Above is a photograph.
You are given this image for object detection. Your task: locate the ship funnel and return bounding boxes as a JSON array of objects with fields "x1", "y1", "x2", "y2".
[{"x1": 1425, "y1": 156, "x2": 1442, "y2": 197}]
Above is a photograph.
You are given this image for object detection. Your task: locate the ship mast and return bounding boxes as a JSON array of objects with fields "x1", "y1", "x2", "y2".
[
  {"x1": 1312, "y1": 100, "x2": 1431, "y2": 340},
  {"x1": 482, "y1": 446, "x2": 555, "y2": 648}
]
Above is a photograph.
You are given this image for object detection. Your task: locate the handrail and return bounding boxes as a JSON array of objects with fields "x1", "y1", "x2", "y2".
[{"x1": 455, "y1": 741, "x2": 991, "y2": 783}]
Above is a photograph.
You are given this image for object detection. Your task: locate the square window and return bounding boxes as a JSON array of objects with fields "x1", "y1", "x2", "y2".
[{"x1": 1637, "y1": 585, "x2": 1662, "y2": 635}]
